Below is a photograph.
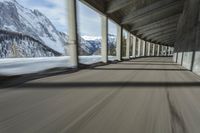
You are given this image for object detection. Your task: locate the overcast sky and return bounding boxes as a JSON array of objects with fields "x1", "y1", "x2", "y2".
[{"x1": 17, "y1": 0, "x2": 117, "y2": 36}]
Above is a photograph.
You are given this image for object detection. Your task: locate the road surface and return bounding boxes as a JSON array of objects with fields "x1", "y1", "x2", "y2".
[{"x1": 1, "y1": 57, "x2": 200, "y2": 133}]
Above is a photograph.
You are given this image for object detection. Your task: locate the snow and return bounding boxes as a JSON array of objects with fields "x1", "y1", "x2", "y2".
[
  {"x1": 108, "y1": 56, "x2": 117, "y2": 61},
  {"x1": 4, "y1": 25, "x2": 17, "y2": 30},
  {"x1": 79, "y1": 56, "x2": 102, "y2": 64},
  {"x1": 0, "y1": 0, "x2": 65, "y2": 54},
  {"x1": 79, "y1": 56, "x2": 116, "y2": 64},
  {"x1": 82, "y1": 36, "x2": 101, "y2": 41},
  {"x1": 16, "y1": 6, "x2": 65, "y2": 54},
  {"x1": 0, "y1": 56, "x2": 117, "y2": 76},
  {"x1": 0, "y1": 56, "x2": 72, "y2": 76},
  {"x1": 40, "y1": 36, "x2": 65, "y2": 54}
]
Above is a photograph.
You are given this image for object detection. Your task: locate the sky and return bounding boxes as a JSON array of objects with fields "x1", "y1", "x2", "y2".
[{"x1": 17, "y1": 0, "x2": 117, "y2": 37}]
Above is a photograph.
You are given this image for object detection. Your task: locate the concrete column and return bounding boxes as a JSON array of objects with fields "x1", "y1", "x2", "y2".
[
  {"x1": 147, "y1": 42, "x2": 151, "y2": 56},
  {"x1": 101, "y1": 15, "x2": 108, "y2": 63},
  {"x1": 137, "y1": 38, "x2": 141, "y2": 57},
  {"x1": 165, "y1": 46, "x2": 168, "y2": 56},
  {"x1": 116, "y1": 25, "x2": 122, "y2": 61},
  {"x1": 171, "y1": 47, "x2": 174, "y2": 55},
  {"x1": 152, "y1": 43, "x2": 155, "y2": 56},
  {"x1": 163, "y1": 46, "x2": 166, "y2": 56},
  {"x1": 126, "y1": 32, "x2": 131, "y2": 59},
  {"x1": 168, "y1": 47, "x2": 171, "y2": 56},
  {"x1": 142, "y1": 40, "x2": 146, "y2": 56},
  {"x1": 166, "y1": 46, "x2": 169, "y2": 56},
  {"x1": 157, "y1": 45, "x2": 160, "y2": 56},
  {"x1": 170, "y1": 47, "x2": 173, "y2": 55},
  {"x1": 190, "y1": 51, "x2": 196, "y2": 71},
  {"x1": 132, "y1": 36, "x2": 136, "y2": 58},
  {"x1": 67, "y1": 0, "x2": 78, "y2": 67},
  {"x1": 161, "y1": 45, "x2": 164, "y2": 56}
]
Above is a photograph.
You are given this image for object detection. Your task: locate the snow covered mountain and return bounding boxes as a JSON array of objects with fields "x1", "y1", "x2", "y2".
[
  {"x1": 0, "y1": 0, "x2": 117, "y2": 58},
  {"x1": 0, "y1": 0, "x2": 65, "y2": 54},
  {"x1": 0, "y1": 29, "x2": 61, "y2": 58},
  {"x1": 82, "y1": 34, "x2": 117, "y2": 55},
  {"x1": 82, "y1": 34, "x2": 116, "y2": 49}
]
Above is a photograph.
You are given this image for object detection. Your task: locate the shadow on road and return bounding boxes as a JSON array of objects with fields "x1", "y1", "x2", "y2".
[
  {"x1": 19, "y1": 81, "x2": 200, "y2": 89},
  {"x1": 90, "y1": 68, "x2": 188, "y2": 71}
]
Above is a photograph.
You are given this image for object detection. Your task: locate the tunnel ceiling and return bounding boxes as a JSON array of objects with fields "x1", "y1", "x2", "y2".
[{"x1": 81, "y1": 0, "x2": 185, "y2": 46}]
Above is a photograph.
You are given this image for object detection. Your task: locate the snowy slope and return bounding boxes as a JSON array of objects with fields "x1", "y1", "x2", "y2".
[
  {"x1": 0, "y1": 0, "x2": 117, "y2": 56},
  {"x1": 0, "y1": 56, "x2": 117, "y2": 75},
  {"x1": 0, "y1": 30, "x2": 61, "y2": 58},
  {"x1": 0, "y1": 0, "x2": 65, "y2": 54},
  {"x1": 81, "y1": 34, "x2": 117, "y2": 55},
  {"x1": 82, "y1": 34, "x2": 116, "y2": 48}
]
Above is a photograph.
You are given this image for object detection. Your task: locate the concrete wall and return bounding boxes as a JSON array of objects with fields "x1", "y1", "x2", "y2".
[
  {"x1": 193, "y1": 51, "x2": 200, "y2": 75},
  {"x1": 173, "y1": 53, "x2": 177, "y2": 62},
  {"x1": 174, "y1": 0, "x2": 200, "y2": 76},
  {"x1": 177, "y1": 52, "x2": 183, "y2": 65},
  {"x1": 182, "y1": 52, "x2": 193, "y2": 70},
  {"x1": 175, "y1": 0, "x2": 200, "y2": 52}
]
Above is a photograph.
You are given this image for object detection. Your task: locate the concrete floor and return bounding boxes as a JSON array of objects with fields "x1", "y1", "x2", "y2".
[{"x1": 1, "y1": 57, "x2": 200, "y2": 133}]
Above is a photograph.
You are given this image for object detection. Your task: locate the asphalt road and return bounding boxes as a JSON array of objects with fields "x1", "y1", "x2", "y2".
[{"x1": 1, "y1": 57, "x2": 200, "y2": 133}]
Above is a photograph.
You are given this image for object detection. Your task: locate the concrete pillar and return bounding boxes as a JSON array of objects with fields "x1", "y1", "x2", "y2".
[
  {"x1": 161, "y1": 45, "x2": 164, "y2": 56},
  {"x1": 166, "y1": 46, "x2": 169, "y2": 56},
  {"x1": 142, "y1": 40, "x2": 146, "y2": 56},
  {"x1": 171, "y1": 47, "x2": 174, "y2": 55},
  {"x1": 101, "y1": 15, "x2": 108, "y2": 63},
  {"x1": 168, "y1": 47, "x2": 171, "y2": 56},
  {"x1": 190, "y1": 51, "x2": 196, "y2": 71},
  {"x1": 157, "y1": 45, "x2": 160, "y2": 56},
  {"x1": 170, "y1": 47, "x2": 173, "y2": 55},
  {"x1": 147, "y1": 42, "x2": 151, "y2": 56},
  {"x1": 152, "y1": 43, "x2": 155, "y2": 56},
  {"x1": 137, "y1": 38, "x2": 141, "y2": 57},
  {"x1": 165, "y1": 46, "x2": 168, "y2": 56},
  {"x1": 164, "y1": 46, "x2": 166, "y2": 56},
  {"x1": 126, "y1": 32, "x2": 131, "y2": 59},
  {"x1": 67, "y1": 0, "x2": 78, "y2": 67},
  {"x1": 132, "y1": 36, "x2": 136, "y2": 58},
  {"x1": 116, "y1": 25, "x2": 122, "y2": 61}
]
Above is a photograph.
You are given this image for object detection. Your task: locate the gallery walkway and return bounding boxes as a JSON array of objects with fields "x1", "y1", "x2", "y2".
[{"x1": 1, "y1": 57, "x2": 200, "y2": 133}]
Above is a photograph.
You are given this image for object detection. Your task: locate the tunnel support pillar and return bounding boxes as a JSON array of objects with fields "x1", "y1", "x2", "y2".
[
  {"x1": 101, "y1": 15, "x2": 108, "y2": 63},
  {"x1": 116, "y1": 25, "x2": 122, "y2": 61},
  {"x1": 157, "y1": 45, "x2": 160, "y2": 56},
  {"x1": 126, "y1": 32, "x2": 131, "y2": 59},
  {"x1": 142, "y1": 40, "x2": 146, "y2": 57},
  {"x1": 168, "y1": 47, "x2": 171, "y2": 56},
  {"x1": 137, "y1": 38, "x2": 141, "y2": 57},
  {"x1": 147, "y1": 42, "x2": 151, "y2": 56},
  {"x1": 152, "y1": 43, "x2": 155, "y2": 56},
  {"x1": 161, "y1": 45, "x2": 164, "y2": 56},
  {"x1": 132, "y1": 36, "x2": 136, "y2": 58},
  {"x1": 67, "y1": 0, "x2": 79, "y2": 68},
  {"x1": 165, "y1": 46, "x2": 168, "y2": 56}
]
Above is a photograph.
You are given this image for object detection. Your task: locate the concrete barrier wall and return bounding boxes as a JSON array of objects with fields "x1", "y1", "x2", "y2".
[
  {"x1": 173, "y1": 53, "x2": 177, "y2": 62},
  {"x1": 177, "y1": 52, "x2": 183, "y2": 65},
  {"x1": 176, "y1": 51, "x2": 200, "y2": 77},
  {"x1": 173, "y1": 0, "x2": 200, "y2": 76},
  {"x1": 182, "y1": 52, "x2": 193, "y2": 70},
  {"x1": 192, "y1": 52, "x2": 200, "y2": 75}
]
